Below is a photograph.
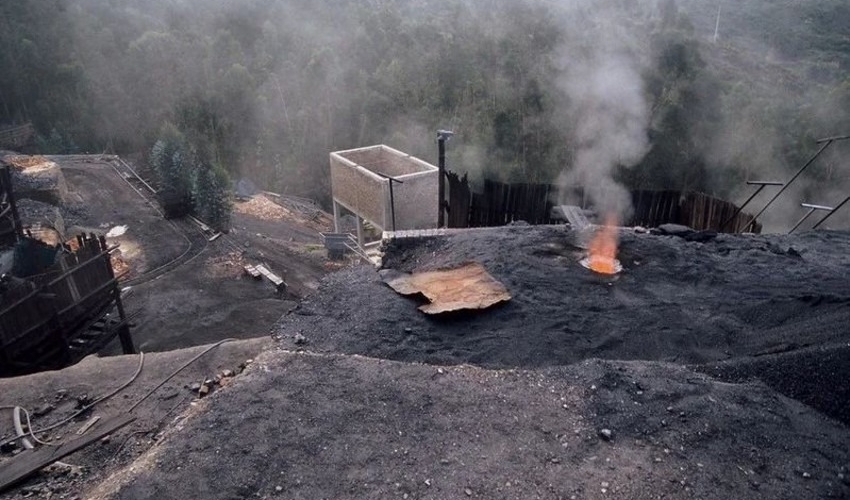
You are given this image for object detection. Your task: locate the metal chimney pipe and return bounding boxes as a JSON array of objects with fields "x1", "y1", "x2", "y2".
[{"x1": 436, "y1": 130, "x2": 454, "y2": 227}]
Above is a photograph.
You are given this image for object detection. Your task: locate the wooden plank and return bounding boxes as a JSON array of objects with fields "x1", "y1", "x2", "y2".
[
  {"x1": 0, "y1": 413, "x2": 135, "y2": 494},
  {"x1": 243, "y1": 264, "x2": 261, "y2": 279},
  {"x1": 255, "y1": 265, "x2": 285, "y2": 288}
]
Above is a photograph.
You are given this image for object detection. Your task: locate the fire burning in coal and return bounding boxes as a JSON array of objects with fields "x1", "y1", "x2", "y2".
[{"x1": 581, "y1": 215, "x2": 622, "y2": 275}]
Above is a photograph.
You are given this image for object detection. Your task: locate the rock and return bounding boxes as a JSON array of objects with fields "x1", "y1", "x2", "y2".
[
  {"x1": 599, "y1": 428, "x2": 614, "y2": 441},
  {"x1": 188, "y1": 382, "x2": 202, "y2": 392},
  {"x1": 76, "y1": 394, "x2": 92, "y2": 408},
  {"x1": 198, "y1": 384, "x2": 210, "y2": 396},
  {"x1": 294, "y1": 333, "x2": 307, "y2": 345},
  {"x1": 684, "y1": 230, "x2": 718, "y2": 243},
  {"x1": 33, "y1": 404, "x2": 55, "y2": 417},
  {"x1": 787, "y1": 246, "x2": 803, "y2": 258},
  {"x1": 464, "y1": 487, "x2": 473, "y2": 496},
  {"x1": 656, "y1": 223, "x2": 694, "y2": 237},
  {"x1": 404, "y1": 327, "x2": 413, "y2": 333},
  {"x1": 159, "y1": 390, "x2": 179, "y2": 401},
  {"x1": 222, "y1": 369, "x2": 234, "y2": 378},
  {"x1": 275, "y1": 485, "x2": 283, "y2": 492}
]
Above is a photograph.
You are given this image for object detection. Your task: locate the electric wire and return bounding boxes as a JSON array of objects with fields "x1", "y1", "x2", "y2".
[
  {"x1": 128, "y1": 338, "x2": 235, "y2": 412},
  {"x1": 0, "y1": 351, "x2": 145, "y2": 448},
  {"x1": 1, "y1": 337, "x2": 237, "y2": 451}
]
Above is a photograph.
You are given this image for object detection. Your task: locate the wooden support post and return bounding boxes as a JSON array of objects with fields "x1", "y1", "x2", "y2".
[
  {"x1": 355, "y1": 214, "x2": 364, "y2": 248},
  {"x1": 101, "y1": 236, "x2": 135, "y2": 354}
]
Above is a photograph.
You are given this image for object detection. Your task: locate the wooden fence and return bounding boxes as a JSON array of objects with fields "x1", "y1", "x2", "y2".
[
  {"x1": 0, "y1": 234, "x2": 134, "y2": 377},
  {"x1": 0, "y1": 123, "x2": 34, "y2": 149},
  {"x1": 0, "y1": 165, "x2": 22, "y2": 246},
  {"x1": 446, "y1": 174, "x2": 761, "y2": 233}
]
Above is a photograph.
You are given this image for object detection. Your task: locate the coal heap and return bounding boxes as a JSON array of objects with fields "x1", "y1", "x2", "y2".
[{"x1": 275, "y1": 226, "x2": 850, "y2": 424}]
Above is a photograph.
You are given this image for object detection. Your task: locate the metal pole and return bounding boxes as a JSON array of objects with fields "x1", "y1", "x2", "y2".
[
  {"x1": 789, "y1": 209, "x2": 816, "y2": 234},
  {"x1": 388, "y1": 180, "x2": 396, "y2": 232},
  {"x1": 812, "y1": 195, "x2": 850, "y2": 229},
  {"x1": 374, "y1": 172, "x2": 404, "y2": 232},
  {"x1": 720, "y1": 181, "x2": 782, "y2": 231},
  {"x1": 816, "y1": 134, "x2": 850, "y2": 143},
  {"x1": 436, "y1": 130, "x2": 454, "y2": 228},
  {"x1": 789, "y1": 203, "x2": 832, "y2": 233},
  {"x1": 740, "y1": 140, "x2": 834, "y2": 232}
]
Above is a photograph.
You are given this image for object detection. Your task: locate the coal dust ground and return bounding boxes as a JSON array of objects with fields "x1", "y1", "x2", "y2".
[
  {"x1": 275, "y1": 226, "x2": 850, "y2": 424},
  {"x1": 6, "y1": 226, "x2": 850, "y2": 500}
]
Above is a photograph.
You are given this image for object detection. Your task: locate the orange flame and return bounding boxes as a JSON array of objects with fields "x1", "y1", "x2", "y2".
[{"x1": 587, "y1": 215, "x2": 619, "y2": 275}]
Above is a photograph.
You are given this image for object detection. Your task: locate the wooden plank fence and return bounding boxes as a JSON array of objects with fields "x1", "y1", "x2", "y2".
[
  {"x1": 446, "y1": 173, "x2": 761, "y2": 233},
  {"x1": 0, "y1": 123, "x2": 34, "y2": 149},
  {"x1": 0, "y1": 234, "x2": 134, "y2": 377},
  {"x1": 466, "y1": 179, "x2": 556, "y2": 227},
  {"x1": 0, "y1": 165, "x2": 23, "y2": 246}
]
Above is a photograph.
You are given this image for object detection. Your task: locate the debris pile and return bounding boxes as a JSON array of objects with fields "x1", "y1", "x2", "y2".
[
  {"x1": 233, "y1": 193, "x2": 332, "y2": 232},
  {"x1": 233, "y1": 194, "x2": 289, "y2": 220},
  {"x1": 185, "y1": 360, "x2": 253, "y2": 399},
  {"x1": 16, "y1": 199, "x2": 65, "y2": 236},
  {"x1": 5, "y1": 156, "x2": 68, "y2": 205},
  {"x1": 205, "y1": 251, "x2": 247, "y2": 279},
  {"x1": 4, "y1": 155, "x2": 50, "y2": 169}
]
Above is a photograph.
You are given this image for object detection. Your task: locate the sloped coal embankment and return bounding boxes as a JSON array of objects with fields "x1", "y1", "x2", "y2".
[{"x1": 274, "y1": 226, "x2": 850, "y2": 424}]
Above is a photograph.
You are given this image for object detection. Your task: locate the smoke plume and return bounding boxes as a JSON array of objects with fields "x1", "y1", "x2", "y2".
[{"x1": 555, "y1": 4, "x2": 653, "y2": 222}]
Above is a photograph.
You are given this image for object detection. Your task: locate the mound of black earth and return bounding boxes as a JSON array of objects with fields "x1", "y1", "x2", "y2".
[{"x1": 274, "y1": 226, "x2": 850, "y2": 423}]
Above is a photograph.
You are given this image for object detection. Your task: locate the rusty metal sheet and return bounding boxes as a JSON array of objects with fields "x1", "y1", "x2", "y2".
[{"x1": 380, "y1": 262, "x2": 510, "y2": 314}]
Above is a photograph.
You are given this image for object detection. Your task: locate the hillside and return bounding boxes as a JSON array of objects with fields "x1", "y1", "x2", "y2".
[
  {"x1": 2, "y1": 226, "x2": 849, "y2": 500},
  {"x1": 1, "y1": 0, "x2": 848, "y2": 220}
]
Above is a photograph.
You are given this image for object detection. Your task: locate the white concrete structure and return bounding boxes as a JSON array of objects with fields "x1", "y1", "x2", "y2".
[{"x1": 329, "y1": 145, "x2": 438, "y2": 246}]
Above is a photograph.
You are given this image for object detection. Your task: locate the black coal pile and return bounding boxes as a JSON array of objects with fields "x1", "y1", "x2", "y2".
[
  {"x1": 274, "y1": 226, "x2": 850, "y2": 424},
  {"x1": 16, "y1": 198, "x2": 65, "y2": 231}
]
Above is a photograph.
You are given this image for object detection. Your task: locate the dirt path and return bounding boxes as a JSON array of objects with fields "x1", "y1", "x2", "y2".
[{"x1": 45, "y1": 156, "x2": 335, "y2": 355}]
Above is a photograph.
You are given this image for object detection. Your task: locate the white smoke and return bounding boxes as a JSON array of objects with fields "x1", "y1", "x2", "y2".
[{"x1": 555, "y1": 5, "x2": 653, "y2": 221}]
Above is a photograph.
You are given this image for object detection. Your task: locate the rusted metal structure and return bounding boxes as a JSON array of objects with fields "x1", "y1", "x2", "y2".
[{"x1": 0, "y1": 233, "x2": 135, "y2": 377}]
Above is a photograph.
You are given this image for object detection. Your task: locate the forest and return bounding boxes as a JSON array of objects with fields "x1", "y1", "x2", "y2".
[{"x1": 1, "y1": 0, "x2": 848, "y2": 227}]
